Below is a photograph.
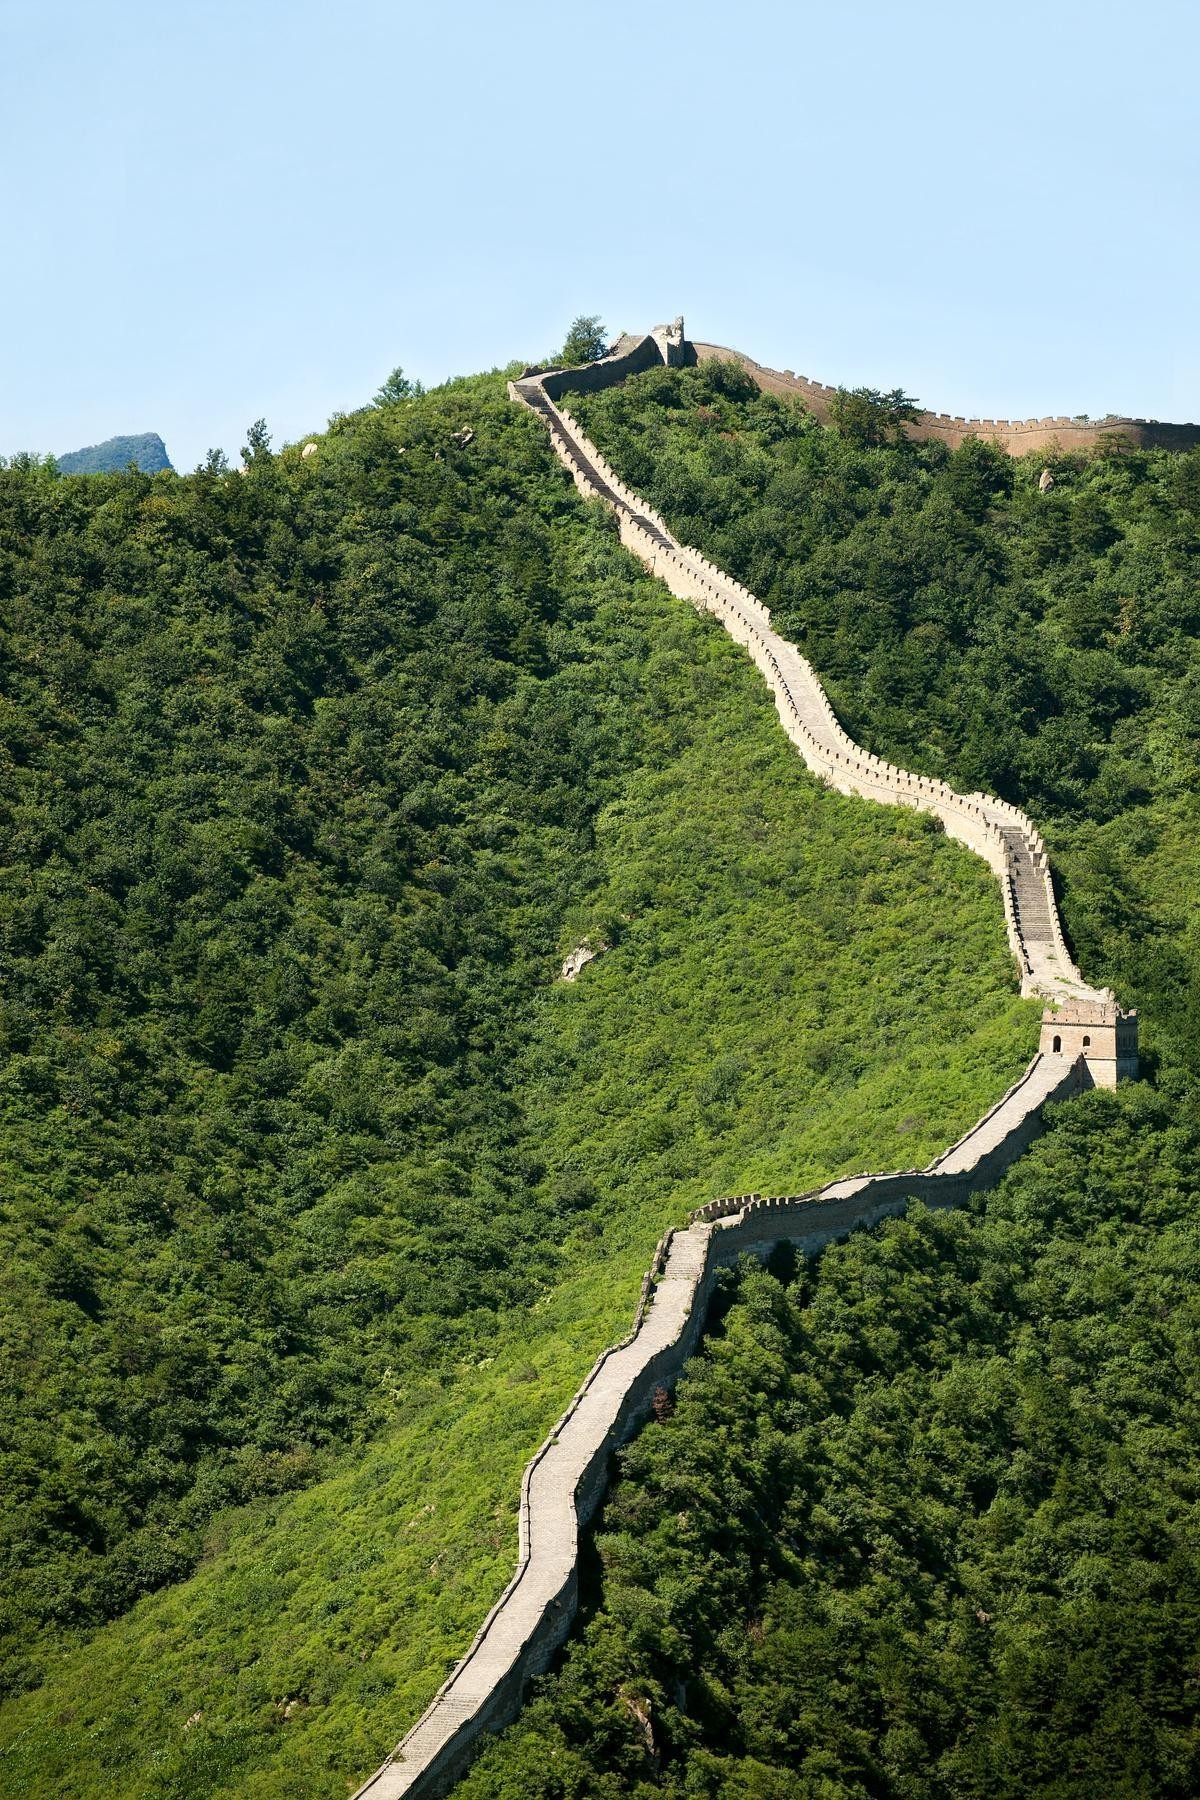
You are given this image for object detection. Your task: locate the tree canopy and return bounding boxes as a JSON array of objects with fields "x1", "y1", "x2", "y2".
[
  {"x1": 373, "y1": 365, "x2": 424, "y2": 406},
  {"x1": 828, "y1": 382, "x2": 922, "y2": 446},
  {"x1": 560, "y1": 314, "x2": 609, "y2": 366}
]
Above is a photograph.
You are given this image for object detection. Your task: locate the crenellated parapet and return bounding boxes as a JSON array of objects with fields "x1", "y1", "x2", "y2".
[{"x1": 511, "y1": 326, "x2": 1137, "y2": 1074}]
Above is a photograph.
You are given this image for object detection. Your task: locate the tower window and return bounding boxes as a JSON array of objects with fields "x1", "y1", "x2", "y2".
[
  {"x1": 1052, "y1": 1034, "x2": 1062, "y2": 1053},
  {"x1": 1083, "y1": 1035, "x2": 1091, "y2": 1048}
]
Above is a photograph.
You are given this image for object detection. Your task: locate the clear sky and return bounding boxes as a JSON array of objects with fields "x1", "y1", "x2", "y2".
[{"x1": 3, "y1": 0, "x2": 1197, "y2": 471}]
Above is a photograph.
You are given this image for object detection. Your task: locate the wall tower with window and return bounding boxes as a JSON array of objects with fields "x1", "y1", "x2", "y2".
[{"x1": 1040, "y1": 1000, "x2": 1138, "y2": 1088}]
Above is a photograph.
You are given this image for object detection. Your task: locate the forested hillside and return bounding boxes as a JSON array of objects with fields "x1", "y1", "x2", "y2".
[
  {"x1": 447, "y1": 362, "x2": 1200, "y2": 1797},
  {"x1": 0, "y1": 369, "x2": 1033, "y2": 1796},
  {"x1": 1, "y1": 374, "x2": 644, "y2": 1694}
]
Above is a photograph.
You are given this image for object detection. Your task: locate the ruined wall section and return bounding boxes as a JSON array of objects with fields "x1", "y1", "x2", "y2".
[{"x1": 530, "y1": 332, "x2": 663, "y2": 401}]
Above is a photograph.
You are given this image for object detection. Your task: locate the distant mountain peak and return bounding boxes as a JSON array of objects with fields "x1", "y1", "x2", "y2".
[{"x1": 57, "y1": 432, "x2": 173, "y2": 475}]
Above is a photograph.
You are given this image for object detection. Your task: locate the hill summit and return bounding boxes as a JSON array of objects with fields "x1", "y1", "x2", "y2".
[{"x1": 56, "y1": 430, "x2": 172, "y2": 474}]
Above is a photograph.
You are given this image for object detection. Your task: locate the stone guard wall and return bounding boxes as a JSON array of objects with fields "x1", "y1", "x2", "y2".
[
  {"x1": 349, "y1": 327, "x2": 1135, "y2": 1799},
  {"x1": 532, "y1": 391, "x2": 1103, "y2": 1013}
]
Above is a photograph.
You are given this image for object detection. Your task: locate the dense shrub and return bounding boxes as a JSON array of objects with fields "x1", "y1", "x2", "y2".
[{"x1": 0, "y1": 374, "x2": 664, "y2": 1685}]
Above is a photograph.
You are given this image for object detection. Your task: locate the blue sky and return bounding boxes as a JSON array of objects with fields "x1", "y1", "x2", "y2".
[{"x1": 3, "y1": 0, "x2": 1197, "y2": 470}]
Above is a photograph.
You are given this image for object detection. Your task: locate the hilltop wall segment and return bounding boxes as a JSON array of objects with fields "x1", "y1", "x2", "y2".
[
  {"x1": 688, "y1": 340, "x2": 1200, "y2": 456},
  {"x1": 349, "y1": 323, "x2": 1138, "y2": 1800}
]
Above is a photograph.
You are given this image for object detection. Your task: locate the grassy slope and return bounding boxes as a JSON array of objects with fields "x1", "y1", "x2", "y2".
[{"x1": 0, "y1": 512, "x2": 1034, "y2": 1794}]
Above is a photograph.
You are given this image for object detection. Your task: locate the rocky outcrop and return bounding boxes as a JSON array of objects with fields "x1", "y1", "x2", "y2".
[
  {"x1": 349, "y1": 325, "x2": 1137, "y2": 1800},
  {"x1": 559, "y1": 941, "x2": 607, "y2": 981}
]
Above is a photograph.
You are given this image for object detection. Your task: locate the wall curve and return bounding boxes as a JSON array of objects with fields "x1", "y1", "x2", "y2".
[{"x1": 348, "y1": 325, "x2": 1136, "y2": 1800}]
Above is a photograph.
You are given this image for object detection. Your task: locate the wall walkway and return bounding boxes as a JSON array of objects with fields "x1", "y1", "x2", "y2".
[{"x1": 350, "y1": 325, "x2": 1134, "y2": 1799}]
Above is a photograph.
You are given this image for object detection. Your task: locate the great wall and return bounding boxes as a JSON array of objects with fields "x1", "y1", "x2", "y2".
[
  {"x1": 352, "y1": 322, "x2": 1140, "y2": 1799},
  {"x1": 689, "y1": 337, "x2": 1200, "y2": 456}
]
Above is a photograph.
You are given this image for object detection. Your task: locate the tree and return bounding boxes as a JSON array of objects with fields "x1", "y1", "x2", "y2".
[
  {"x1": 374, "y1": 366, "x2": 425, "y2": 407},
  {"x1": 560, "y1": 316, "x2": 608, "y2": 367},
  {"x1": 241, "y1": 418, "x2": 272, "y2": 461},
  {"x1": 829, "y1": 385, "x2": 921, "y2": 448}
]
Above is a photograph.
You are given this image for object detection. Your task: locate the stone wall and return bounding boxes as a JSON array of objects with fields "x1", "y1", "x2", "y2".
[
  {"x1": 348, "y1": 326, "x2": 1137, "y2": 1800},
  {"x1": 352, "y1": 1057, "x2": 1086, "y2": 1800},
  {"x1": 688, "y1": 340, "x2": 1200, "y2": 456},
  {"x1": 535, "y1": 332, "x2": 663, "y2": 401},
  {"x1": 531, "y1": 384, "x2": 1126, "y2": 1028}
]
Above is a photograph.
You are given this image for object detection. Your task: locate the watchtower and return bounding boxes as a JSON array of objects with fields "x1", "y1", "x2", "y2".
[{"x1": 1040, "y1": 999, "x2": 1138, "y2": 1088}]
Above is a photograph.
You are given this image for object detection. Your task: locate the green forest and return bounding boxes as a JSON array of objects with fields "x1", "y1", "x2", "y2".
[
  {"x1": 441, "y1": 362, "x2": 1200, "y2": 1797},
  {"x1": 0, "y1": 367, "x2": 1035, "y2": 1795}
]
